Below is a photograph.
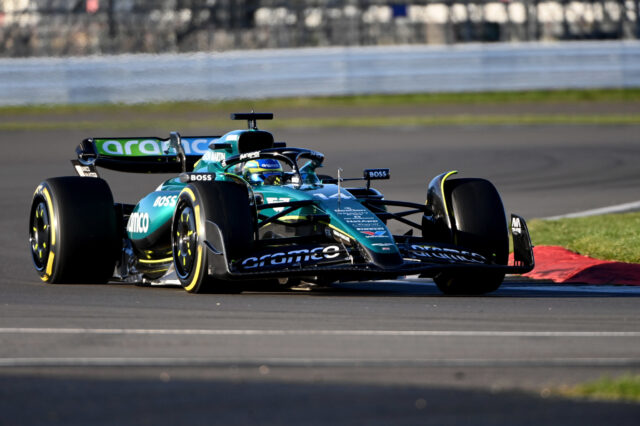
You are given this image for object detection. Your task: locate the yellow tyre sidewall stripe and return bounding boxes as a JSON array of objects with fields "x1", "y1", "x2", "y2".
[
  {"x1": 440, "y1": 170, "x2": 458, "y2": 220},
  {"x1": 180, "y1": 188, "x2": 204, "y2": 292},
  {"x1": 40, "y1": 186, "x2": 57, "y2": 282}
]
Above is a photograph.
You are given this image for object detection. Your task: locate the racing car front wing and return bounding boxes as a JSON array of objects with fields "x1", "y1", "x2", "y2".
[{"x1": 202, "y1": 214, "x2": 535, "y2": 282}]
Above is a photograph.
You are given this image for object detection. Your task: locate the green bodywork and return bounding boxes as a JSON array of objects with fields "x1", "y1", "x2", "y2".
[{"x1": 125, "y1": 129, "x2": 398, "y2": 262}]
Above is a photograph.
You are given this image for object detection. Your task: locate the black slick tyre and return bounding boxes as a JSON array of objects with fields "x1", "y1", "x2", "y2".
[
  {"x1": 172, "y1": 181, "x2": 254, "y2": 293},
  {"x1": 29, "y1": 177, "x2": 119, "y2": 283},
  {"x1": 434, "y1": 178, "x2": 509, "y2": 295}
]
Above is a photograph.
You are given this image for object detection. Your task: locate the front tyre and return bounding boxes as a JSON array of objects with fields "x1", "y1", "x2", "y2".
[
  {"x1": 29, "y1": 177, "x2": 119, "y2": 283},
  {"x1": 172, "y1": 181, "x2": 254, "y2": 293},
  {"x1": 434, "y1": 178, "x2": 509, "y2": 295}
]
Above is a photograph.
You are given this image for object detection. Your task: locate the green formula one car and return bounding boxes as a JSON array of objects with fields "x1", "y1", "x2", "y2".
[{"x1": 29, "y1": 113, "x2": 534, "y2": 295}]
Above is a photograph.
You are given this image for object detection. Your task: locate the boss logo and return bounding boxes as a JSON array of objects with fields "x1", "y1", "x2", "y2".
[
  {"x1": 189, "y1": 174, "x2": 213, "y2": 181},
  {"x1": 179, "y1": 173, "x2": 216, "y2": 183},
  {"x1": 364, "y1": 169, "x2": 390, "y2": 180},
  {"x1": 153, "y1": 195, "x2": 178, "y2": 207}
]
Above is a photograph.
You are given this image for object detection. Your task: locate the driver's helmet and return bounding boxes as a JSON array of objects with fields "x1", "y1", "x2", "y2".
[{"x1": 242, "y1": 158, "x2": 283, "y2": 185}]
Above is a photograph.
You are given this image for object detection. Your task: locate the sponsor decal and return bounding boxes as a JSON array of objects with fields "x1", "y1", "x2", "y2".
[
  {"x1": 259, "y1": 162, "x2": 280, "y2": 170},
  {"x1": 153, "y1": 195, "x2": 178, "y2": 208},
  {"x1": 182, "y1": 173, "x2": 214, "y2": 182},
  {"x1": 95, "y1": 138, "x2": 212, "y2": 157},
  {"x1": 182, "y1": 138, "x2": 214, "y2": 155},
  {"x1": 226, "y1": 134, "x2": 240, "y2": 142},
  {"x1": 408, "y1": 244, "x2": 486, "y2": 264},
  {"x1": 324, "y1": 227, "x2": 353, "y2": 245},
  {"x1": 372, "y1": 243, "x2": 394, "y2": 251},
  {"x1": 332, "y1": 229, "x2": 351, "y2": 244},
  {"x1": 511, "y1": 216, "x2": 522, "y2": 235},
  {"x1": 240, "y1": 245, "x2": 343, "y2": 270},
  {"x1": 362, "y1": 230, "x2": 386, "y2": 237},
  {"x1": 330, "y1": 192, "x2": 353, "y2": 199},
  {"x1": 73, "y1": 164, "x2": 98, "y2": 178},
  {"x1": 266, "y1": 197, "x2": 291, "y2": 213},
  {"x1": 239, "y1": 151, "x2": 261, "y2": 161},
  {"x1": 335, "y1": 206, "x2": 388, "y2": 238},
  {"x1": 212, "y1": 152, "x2": 226, "y2": 162},
  {"x1": 127, "y1": 212, "x2": 150, "y2": 234},
  {"x1": 364, "y1": 168, "x2": 390, "y2": 180},
  {"x1": 313, "y1": 192, "x2": 354, "y2": 200},
  {"x1": 202, "y1": 150, "x2": 226, "y2": 163}
]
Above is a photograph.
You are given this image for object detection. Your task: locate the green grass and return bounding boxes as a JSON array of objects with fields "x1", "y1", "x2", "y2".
[
  {"x1": 274, "y1": 114, "x2": 640, "y2": 128},
  {"x1": 296, "y1": 88, "x2": 640, "y2": 105},
  {"x1": 527, "y1": 212, "x2": 640, "y2": 263},
  {"x1": 2, "y1": 88, "x2": 640, "y2": 115},
  {"x1": 2, "y1": 114, "x2": 640, "y2": 132},
  {"x1": 556, "y1": 374, "x2": 640, "y2": 402},
  {"x1": 2, "y1": 89, "x2": 640, "y2": 131}
]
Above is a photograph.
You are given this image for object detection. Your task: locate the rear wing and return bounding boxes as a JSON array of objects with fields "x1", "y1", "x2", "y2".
[{"x1": 75, "y1": 135, "x2": 219, "y2": 173}]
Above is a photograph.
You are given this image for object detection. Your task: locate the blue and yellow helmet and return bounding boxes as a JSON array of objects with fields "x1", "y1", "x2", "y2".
[{"x1": 242, "y1": 158, "x2": 283, "y2": 185}]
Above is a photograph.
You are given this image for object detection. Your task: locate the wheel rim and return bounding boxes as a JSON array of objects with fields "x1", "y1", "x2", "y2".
[
  {"x1": 174, "y1": 205, "x2": 197, "y2": 279},
  {"x1": 30, "y1": 200, "x2": 51, "y2": 271}
]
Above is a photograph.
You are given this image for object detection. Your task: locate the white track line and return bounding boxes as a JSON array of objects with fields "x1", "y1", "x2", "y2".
[
  {"x1": 1, "y1": 357, "x2": 639, "y2": 368},
  {"x1": 1, "y1": 328, "x2": 639, "y2": 337},
  {"x1": 501, "y1": 285, "x2": 640, "y2": 294},
  {"x1": 544, "y1": 200, "x2": 640, "y2": 220}
]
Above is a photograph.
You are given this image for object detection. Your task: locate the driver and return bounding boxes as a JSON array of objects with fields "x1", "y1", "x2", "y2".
[{"x1": 242, "y1": 158, "x2": 284, "y2": 185}]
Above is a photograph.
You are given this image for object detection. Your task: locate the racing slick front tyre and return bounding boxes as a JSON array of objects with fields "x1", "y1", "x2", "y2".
[
  {"x1": 434, "y1": 178, "x2": 509, "y2": 295},
  {"x1": 172, "y1": 181, "x2": 254, "y2": 294},
  {"x1": 29, "y1": 177, "x2": 119, "y2": 284}
]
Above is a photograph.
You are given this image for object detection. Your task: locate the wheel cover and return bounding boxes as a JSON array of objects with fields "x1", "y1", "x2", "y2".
[
  {"x1": 174, "y1": 205, "x2": 197, "y2": 279},
  {"x1": 30, "y1": 201, "x2": 51, "y2": 271}
]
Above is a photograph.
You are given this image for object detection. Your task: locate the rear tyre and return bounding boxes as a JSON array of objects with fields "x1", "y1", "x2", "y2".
[
  {"x1": 29, "y1": 177, "x2": 119, "y2": 283},
  {"x1": 433, "y1": 178, "x2": 509, "y2": 295},
  {"x1": 172, "y1": 181, "x2": 254, "y2": 293}
]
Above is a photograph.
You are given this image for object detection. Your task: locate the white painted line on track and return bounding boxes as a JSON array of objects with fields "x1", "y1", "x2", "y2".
[
  {"x1": 377, "y1": 280, "x2": 640, "y2": 294},
  {"x1": 1, "y1": 357, "x2": 640, "y2": 368},
  {"x1": 501, "y1": 285, "x2": 640, "y2": 294},
  {"x1": 544, "y1": 200, "x2": 640, "y2": 220},
  {"x1": 1, "y1": 328, "x2": 639, "y2": 337}
]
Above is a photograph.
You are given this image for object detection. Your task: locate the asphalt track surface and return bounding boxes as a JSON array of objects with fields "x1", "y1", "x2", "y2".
[{"x1": 2, "y1": 124, "x2": 640, "y2": 425}]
